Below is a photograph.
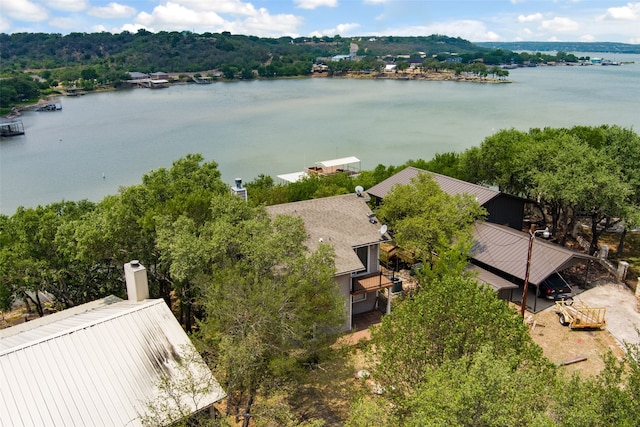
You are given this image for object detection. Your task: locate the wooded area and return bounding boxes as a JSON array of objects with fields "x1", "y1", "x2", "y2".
[
  {"x1": 0, "y1": 32, "x2": 602, "y2": 109},
  {"x1": 2, "y1": 125, "x2": 640, "y2": 425}
]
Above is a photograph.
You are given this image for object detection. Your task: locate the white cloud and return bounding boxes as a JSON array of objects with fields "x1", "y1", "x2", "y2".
[
  {"x1": 601, "y1": 2, "x2": 640, "y2": 21},
  {"x1": 311, "y1": 22, "x2": 360, "y2": 37},
  {"x1": 580, "y1": 34, "x2": 595, "y2": 42},
  {"x1": 131, "y1": 1, "x2": 302, "y2": 37},
  {"x1": 177, "y1": 0, "x2": 261, "y2": 17},
  {"x1": 294, "y1": 0, "x2": 338, "y2": 9},
  {"x1": 119, "y1": 23, "x2": 148, "y2": 33},
  {"x1": 541, "y1": 17, "x2": 579, "y2": 32},
  {"x1": 0, "y1": 14, "x2": 10, "y2": 32},
  {"x1": 88, "y1": 3, "x2": 136, "y2": 19},
  {"x1": 42, "y1": 0, "x2": 88, "y2": 13},
  {"x1": 378, "y1": 20, "x2": 500, "y2": 42},
  {"x1": 363, "y1": 0, "x2": 388, "y2": 4},
  {"x1": 50, "y1": 16, "x2": 78, "y2": 30},
  {"x1": 232, "y1": 8, "x2": 303, "y2": 37},
  {"x1": 518, "y1": 13, "x2": 543, "y2": 23},
  {"x1": 2, "y1": 0, "x2": 48, "y2": 22},
  {"x1": 136, "y1": 3, "x2": 225, "y2": 29}
]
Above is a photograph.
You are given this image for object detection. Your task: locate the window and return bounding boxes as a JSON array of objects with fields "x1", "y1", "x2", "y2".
[
  {"x1": 354, "y1": 246, "x2": 369, "y2": 274},
  {"x1": 353, "y1": 293, "x2": 366, "y2": 303}
]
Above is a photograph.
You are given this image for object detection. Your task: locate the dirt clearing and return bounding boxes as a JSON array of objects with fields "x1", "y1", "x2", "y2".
[{"x1": 528, "y1": 281, "x2": 639, "y2": 377}]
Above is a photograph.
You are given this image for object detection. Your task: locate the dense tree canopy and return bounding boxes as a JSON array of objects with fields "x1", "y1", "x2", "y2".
[
  {"x1": 195, "y1": 203, "x2": 345, "y2": 425},
  {"x1": 2, "y1": 132, "x2": 640, "y2": 425},
  {"x1": 454, "y1": 125, "x2": 640, "y2": 252},
  {"x1": 375, "y1": 172, "x2": 486, "y2": 279},
  {"x1": 347, "y1": 271, "x2": 640, "y2": 426}
]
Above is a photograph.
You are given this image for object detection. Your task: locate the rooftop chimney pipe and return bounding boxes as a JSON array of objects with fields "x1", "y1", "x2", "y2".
[{"x1": 124, "y1": 260, "x2": 149, "y2": 302}]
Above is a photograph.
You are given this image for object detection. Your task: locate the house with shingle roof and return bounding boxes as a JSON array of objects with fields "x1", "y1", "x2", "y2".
[{"x1": 266, "y1": 194, "x2": 393, "y2": 331}]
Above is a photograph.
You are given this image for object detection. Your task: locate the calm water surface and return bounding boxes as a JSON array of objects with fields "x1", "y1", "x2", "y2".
[{"x1": 1, "y1": 53, "x2": 639, "y2": 214}]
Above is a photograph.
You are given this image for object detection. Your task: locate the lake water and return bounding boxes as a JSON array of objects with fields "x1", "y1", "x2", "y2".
[{"x1": 1, "y1": 53, "x2": 639, "y2": 215}]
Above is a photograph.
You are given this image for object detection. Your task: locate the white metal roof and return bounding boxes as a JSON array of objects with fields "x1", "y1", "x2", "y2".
[
  {"x1": 0, "y1": 298, "x2": 225, "y2": 427},
  {"x1": 315, "y1": 156, "x2": 360, "y2": 168},
  {"x1": 277, "y1": 171, "x2": 308, "y2": 183}
]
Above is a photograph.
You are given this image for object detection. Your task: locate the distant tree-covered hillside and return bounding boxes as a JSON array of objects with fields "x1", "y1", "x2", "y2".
[
  {"x1": 0, "y1": 32, "x2": 498, "y2": 75},
  {"x1": 476, "y1": 41, "x2": 640, "y2": 54}
]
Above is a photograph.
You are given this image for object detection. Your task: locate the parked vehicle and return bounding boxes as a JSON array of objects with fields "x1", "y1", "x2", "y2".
[{"x1": 537, "y1": 273, "x2": 573, "y2": 300}]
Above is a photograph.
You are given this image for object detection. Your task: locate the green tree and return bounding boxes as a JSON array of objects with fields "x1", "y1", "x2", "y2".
[
  {"x1": 532, "y1": 132, "x2": 631, "y2": 250},
  {"x1": 139, "y1": 345, "x2": 228, "y2": 427},
  {"x1": 375, "y1": 172, "x2": 485, "y2": 276},
  {"x1": 367, "y1": 274, "x2": 550, "y2": 424},
  {"x1": 405, "y1": 346, "x2": 555, "y2": 426},
  {"x1": 0, "y1": 201, "x2": 97, "y2": 314},
  {"x1": 195, "y1": 199, "x2": 345, "y2": 427}
]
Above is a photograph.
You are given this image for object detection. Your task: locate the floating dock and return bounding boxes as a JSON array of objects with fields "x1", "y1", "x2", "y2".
[{"x1": 0, "y1": 119, "x2": 25, "y2": 137}]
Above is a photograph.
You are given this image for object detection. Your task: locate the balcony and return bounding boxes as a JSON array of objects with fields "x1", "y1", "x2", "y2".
[{"x1": 352, "y1": 272, "x2": 394, "y2": 295}]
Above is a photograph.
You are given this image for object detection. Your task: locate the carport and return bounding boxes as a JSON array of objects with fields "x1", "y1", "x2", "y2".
[
  {"x1": 466, "y1": 265, "x2": 518, "y2": 301},
  {"x1": 470, "y1": 222, "x2": 594, "y2": 313}
]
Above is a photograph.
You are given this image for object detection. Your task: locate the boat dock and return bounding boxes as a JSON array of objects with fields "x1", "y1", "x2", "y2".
[
  {"x1": 277, "y1": 156, "x2": 361, "y2": 183},
  {"x1": 0, "y1": 119, "x2": 25, "y2": 137}
]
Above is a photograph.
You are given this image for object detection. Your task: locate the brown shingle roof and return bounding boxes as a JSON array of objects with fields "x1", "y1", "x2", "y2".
[
  {"x1": 366, "y1": 166, "x2": 500, "y2": 205},
  {"x1": 266, "y1": 194, "x2": 388, "y2": 274},
  {"x1": 471, "y1": 222, "x2": 593, "y2": 285}
]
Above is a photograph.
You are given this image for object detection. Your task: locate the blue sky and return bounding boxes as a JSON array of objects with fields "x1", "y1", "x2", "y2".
[{"x1": 1, "y1": 0, "x2": 639, "y2": 43}]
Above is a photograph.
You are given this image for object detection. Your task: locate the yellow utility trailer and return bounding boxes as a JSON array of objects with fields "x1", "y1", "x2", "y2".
[{"x1": 555, "y1": 300, "x2": 606, "y2": 329}]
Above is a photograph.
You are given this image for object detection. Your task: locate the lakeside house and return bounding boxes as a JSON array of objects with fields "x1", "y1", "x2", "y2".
[
  {"x1": 367, "y1": 166, "x2": 526, "y2": 230},
  {"x1": 127, "y1": 71, "x2": 170, "y2": 88},
  {"x1": 266, "y1": 194, "x2": 393, "y2": 331},
  {"x1": 366, "y1": 167, "x2": 593, "y2": 305}
]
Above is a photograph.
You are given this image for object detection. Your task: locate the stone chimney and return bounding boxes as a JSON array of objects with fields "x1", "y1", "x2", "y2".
[{"x1": 124, "y1": 260, "x2": 149, "y2": 302}]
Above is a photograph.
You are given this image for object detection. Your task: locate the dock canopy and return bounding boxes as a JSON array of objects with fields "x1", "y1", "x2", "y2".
[
  {"x1": 277, "y1": 171, "x2": 308, "y2": 183},
  {"x1": 315, "y1": 156, "x2": 360, "y2": 169},
  {"x1": 307, "y1": 156, "x2": 361, "y2": 177}
]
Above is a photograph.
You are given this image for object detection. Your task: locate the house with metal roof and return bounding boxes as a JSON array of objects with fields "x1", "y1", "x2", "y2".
[
  {"x1": 0, "y1": 261, "x2": 225, "y2": 427},
  {"x1": 266, "y1": 194, "x2": 393, "y2": 331},
  {"x1": 365, "y1": 167, "x2": 593, "y2": 307},
  {"x1": 366, "y1": 166, "x2": 526, "y2": 230},
  {"x1": 471, "y1": 221, "x2": 593, "y2": 290}
]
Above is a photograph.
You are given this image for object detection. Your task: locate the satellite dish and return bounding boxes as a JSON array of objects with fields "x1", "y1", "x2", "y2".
[
  {"x1": 379, "y1": 224, "x2": 388, "y2": 235},
  {"x1": 355, "y1": 185, "x2": 364, "y2": 197}
]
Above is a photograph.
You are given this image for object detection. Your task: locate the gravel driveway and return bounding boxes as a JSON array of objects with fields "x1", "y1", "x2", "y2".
[{"x1": 575, "y1": 282, "x2": 640, "y2": 349}]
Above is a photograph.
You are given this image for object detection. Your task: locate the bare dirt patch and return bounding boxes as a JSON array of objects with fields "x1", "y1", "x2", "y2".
[{"x1": 528, "y1": 304, "x2": 625, "y2": 377}]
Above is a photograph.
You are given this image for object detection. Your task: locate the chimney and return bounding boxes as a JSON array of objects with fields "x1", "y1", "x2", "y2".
[
  {"x1": 124, "y1": 260, "x2": 149, "y2": 302},
  {"x1": 230, "y1": 177, "x2": 248, "y2": 201}
]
